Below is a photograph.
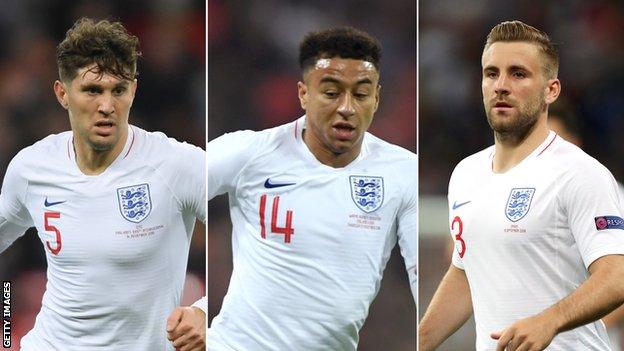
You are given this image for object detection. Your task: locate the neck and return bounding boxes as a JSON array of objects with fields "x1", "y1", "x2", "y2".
[
  {"x1": 302, "y1": 130, "x2": 361, "y2": 168},
  {"x1": 74, "y1": 127, "x2": 128, "y2": 175},
  {"x1": 492, "y1": 115, "x2": 549, "y2": 173}
]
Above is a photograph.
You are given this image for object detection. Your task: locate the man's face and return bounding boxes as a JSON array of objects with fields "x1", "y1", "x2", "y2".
[
  {"x1": 54, "y1": 65, "x2": 137, "y2": 152},
  {"x1": 481, "y1": 42, "x2": 556, "y2": 137},
  {"x1": 298, "y1": 57, "x2": 380, "y2": 159}
]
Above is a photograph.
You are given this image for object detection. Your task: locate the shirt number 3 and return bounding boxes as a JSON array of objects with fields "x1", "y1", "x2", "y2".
[{"x1": 451, "y1": 216, "x2": 465, "y2": 258}]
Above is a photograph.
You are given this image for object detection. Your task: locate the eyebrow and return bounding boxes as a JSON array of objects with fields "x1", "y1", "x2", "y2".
[
  {"x1": 319, "y1": 77, "x2": 374, "y2": 85},
  {"x1": 79, "y1": 81, "x2": 130, "y2": 89},
  {"x1": 483, "y1": 64, "x2": 530, "y2": 72}
]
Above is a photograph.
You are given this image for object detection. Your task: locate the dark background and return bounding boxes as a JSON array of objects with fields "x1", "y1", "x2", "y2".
[
  {"x1": 208, "y1": 0, "x2": 417, "y2": 349},
  {"x1": 0, "y1": 1, "x2": 206, "y2": 349},
  {"x1": 419, "y1": 1, "x2": 624, "y2": 349}
]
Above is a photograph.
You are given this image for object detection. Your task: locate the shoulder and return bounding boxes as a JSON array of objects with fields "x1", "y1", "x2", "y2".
[
  {"x1": 132, "y1": 126, "x2": 204, "y2": 157},
  {"x1": 451, "y1": 145, "x2": 493, "y2": 178},
  {"x1": 11, "y1": 131, "x2": 72, "y2": 167},
  {"x1": 546, "y1": 136, "x2": 613, "y2": 180},
  {"x1": 364, "y1": 132, "x2": 417, "y2": 165},
  {"x1": 209, "y1": 118, "x2": 300, "y2": 156}
]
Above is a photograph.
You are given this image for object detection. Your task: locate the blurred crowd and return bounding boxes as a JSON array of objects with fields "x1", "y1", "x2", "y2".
[
  {"x1": 0, "y1": 1, "x2": 205, "y2": 348},
  {"x1": 420, "y1": 1, "x2": 624, "y2": 349},
  {"x1": 208, "y1": 0, "x2": 416, "y2": 349}
]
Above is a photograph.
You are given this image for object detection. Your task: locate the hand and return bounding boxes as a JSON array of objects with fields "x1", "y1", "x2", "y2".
[
  {"x1": 491, "y1": 313, "x2": 559, "y2": 351},
  {"x1": 166, "y1": 306, "x2": 206, "y2": 351}
]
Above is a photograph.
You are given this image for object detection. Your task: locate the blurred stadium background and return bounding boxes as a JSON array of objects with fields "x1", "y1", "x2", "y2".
[
  {"x1": 0, "y1": 1, "x2": 205, "y2": 349},
  {"x1": 420, "y1": 0, "x2": 624, "y2": 349},
  {"x1": 207, "y1": 0, "x2": 416, "y2": 349}
]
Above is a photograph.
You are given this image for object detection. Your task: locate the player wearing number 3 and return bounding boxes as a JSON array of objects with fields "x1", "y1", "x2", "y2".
[
  {"x1": 0, "y1": 19, "x2": 206, "y2": 350},
  {"x1": 208, "y1": 27, "x2": 416, "y2": 350},
  {"x1": 419, "y1": 21, "x2": 624, "y2": 350}
]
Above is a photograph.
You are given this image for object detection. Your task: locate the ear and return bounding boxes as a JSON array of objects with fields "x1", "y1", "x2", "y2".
[
  {"x1": 373, "y1": 84, "x2": 381, "y2": 112},
  {"x1": 297, "y1": 81, "x2": 308, "y2": 110},
  {"x1": 53, "y1": 80, "x2": 69, "y2": 110},
  {"x1": 544, "y1": 78, "x2": 561, "y2": 105}
]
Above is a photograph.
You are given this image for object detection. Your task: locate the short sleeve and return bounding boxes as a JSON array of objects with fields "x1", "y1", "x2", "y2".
[
  {"x1": 0, "y1": 152, "x2": 33, "y2": 252},
  {"x1": 396, "y1": 158, "x2": 417, "y2": 303},
  {"x1": 560, "y1": 161, "x2": 624, "y2": 268},
  {"x1": 167, "y1": 141, "x2": 207, "y2": 223},
  {"x1": 207, "y1": 130, "x2": 262, "y2": 200},
  {"x1": 448, "y1": 164, "x2": 465, "y2": 270}
]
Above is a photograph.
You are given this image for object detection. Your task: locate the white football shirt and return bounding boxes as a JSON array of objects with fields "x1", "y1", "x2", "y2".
[
  {"x1": 208, "y1": 116, "x2": 417, "y2": 350},
  {"x1": 0, "y1": 126, "x2": 206, "y2": 351},
  {"x1": 449, "y1": 131, "x2": 624, "y2": 350}
]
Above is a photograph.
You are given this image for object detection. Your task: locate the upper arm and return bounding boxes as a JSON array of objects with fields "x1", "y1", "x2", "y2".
[
  {"x1": 561, "y1": 163, "x2": 624, "y2": 268},
  {"x1": 0, "y1": 154, "x2": 32, "y2": 252},
  {"x1": 207, "y1": 130, "x2": 261, "y2": 200},
  {"x1": 396, "y1": 158, "x2": 417, "y2": 301}
]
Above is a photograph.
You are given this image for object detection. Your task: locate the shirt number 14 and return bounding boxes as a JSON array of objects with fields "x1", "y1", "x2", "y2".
[{"x1": 259, "y1": 194, "x2": 294, "y2": 243}]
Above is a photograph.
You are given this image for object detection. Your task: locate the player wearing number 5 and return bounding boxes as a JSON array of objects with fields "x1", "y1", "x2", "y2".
[
  {"x1": 208, "y1": 27, "x2": 416, "y2": 350},
  {"x1": 419, "y1": 21, "x2": 624, "y2": 351},
  {"x1": 0, "y1": 19, "x2": 206, "y2": 350}
]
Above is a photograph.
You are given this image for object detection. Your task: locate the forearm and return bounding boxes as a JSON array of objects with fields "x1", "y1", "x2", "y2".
[
  {"x1": 419, "y1": 265, "x2": 473, "y2": 351},
  {"x1": 542, "y1": 255, "x2": 624, "y2": 334}
]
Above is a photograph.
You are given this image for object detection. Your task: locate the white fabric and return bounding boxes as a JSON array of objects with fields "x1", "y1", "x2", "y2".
[
  {"x1": 0, "y1": 126, "x2": 205, "y2": 351},
  {"x1": 208, "y1": 116, "x2": 417, "y2": 351},
  {"x1": 448, "y1": 131, "x2": 624, "y2": 350}
]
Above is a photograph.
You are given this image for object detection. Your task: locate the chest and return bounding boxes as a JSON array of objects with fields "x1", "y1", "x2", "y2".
[
  {"x1": 449, "y1": 170, "x2": 568, "y2": 260},
  {"x1": 234, "y1": 162, "x2": 404, "y2": 248},
  {"x1": 24, "y1": 172, "x2": 179, "y2": 263}
]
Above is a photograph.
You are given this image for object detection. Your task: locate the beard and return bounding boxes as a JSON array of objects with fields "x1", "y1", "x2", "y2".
[{"x1": 485, "y1": 93, "x2": 546, "y2": 144}]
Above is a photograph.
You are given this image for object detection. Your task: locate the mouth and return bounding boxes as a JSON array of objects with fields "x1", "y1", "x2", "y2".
[
  {"x1": 331, "y1": 122, "x2": 357, "y2": 141},
  {"x1": 492, "y1": 101, "x2": 514, "y2": 113},
  {"x1": 93, "y1": 120, "x2": 116, "y2": 136}
]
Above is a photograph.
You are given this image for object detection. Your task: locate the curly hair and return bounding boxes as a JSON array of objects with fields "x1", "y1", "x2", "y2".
[
  {"x1": 299, "y1": 27, "x2": 381, "y2": 73},
  {"x1": 57, "y1": 18, "x2": 142, "y2": 82}
]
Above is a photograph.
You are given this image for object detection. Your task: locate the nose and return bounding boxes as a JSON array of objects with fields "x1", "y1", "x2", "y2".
[
  {"x1": 98, "y1": 93, "x2": 115, "y2": 116},
  {"x1": 337, "y1": 93, "x2": 356, "y2": 118},
  {"x1": 494, "y1": 75, "x2": 510, "y2": 97}
]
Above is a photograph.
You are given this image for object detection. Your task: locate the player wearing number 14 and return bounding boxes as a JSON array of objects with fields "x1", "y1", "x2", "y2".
[{"x1": 208, "y1": 27, "x2": 416, "y2": 350}]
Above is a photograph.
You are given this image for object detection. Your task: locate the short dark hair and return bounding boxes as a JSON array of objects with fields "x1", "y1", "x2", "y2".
[
  {"x1": 485, "y1": 20, "x2": 559, "y2": 79},
  {"x1": 57, "y1": 18, "x2": 141, "y2": 82},
  {"x1": 299, "y1": 27, "x2": 381, "y2": 73}
]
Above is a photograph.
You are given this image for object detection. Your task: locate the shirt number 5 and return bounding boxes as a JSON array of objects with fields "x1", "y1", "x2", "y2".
[{"x1": 44, "y1": 211, "x2": 62, "y2": 255}]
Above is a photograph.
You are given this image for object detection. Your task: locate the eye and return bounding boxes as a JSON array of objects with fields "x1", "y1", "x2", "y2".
[
  {"x1": 324, "y1": 91, "x2": 339, "y2": 99},
  {"x1": 354, "y1": 93, "x2": 369, "y2": 99},
  {"x1": 87, "y1": 87, "x2": 100, "y2": 95},
  {"x1": 512, "y1": 71, "x2": 526, "y2": 78},
  {"x1": 113, "y1": 87, "x2": 127, "y2": 96},
  {"x1": 485, "y1": 71, "x2": 498, "y2": 79}
]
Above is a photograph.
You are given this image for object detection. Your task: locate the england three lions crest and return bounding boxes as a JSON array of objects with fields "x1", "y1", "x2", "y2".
[
  {"x1": 505, "y1": 188, "x2": 535, "y2": 222},
  {"x1": 350, "y1": 176, "x2": 384, "y2": 213},
  {"x1": 117, "y1": 183, "x2": 152, "y2": 223}
]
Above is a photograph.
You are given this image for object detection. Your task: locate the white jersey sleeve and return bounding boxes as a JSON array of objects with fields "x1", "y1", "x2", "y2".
[
  {"x1": 162, "y1": 139, "x2": 206, "y2": 223},
  {"x1": 396, "y1": 158, "x2": 417, "y2": 303},
  {"x1": 0, "y1": 150, "x2": 33, "y2": 253},
  {"x1": 560, "y1": 158, "x2": 624, "y2": 268},
  {"x1": 208, "y1": 130, "x2": 264, "y2": 200},
  {"x1": 448, "y1": 160, "x2": 466, "y2": 271}
]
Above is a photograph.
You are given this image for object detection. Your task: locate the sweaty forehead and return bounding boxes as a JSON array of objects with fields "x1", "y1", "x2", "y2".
[
  {"x1": 74, "y1": 65, "x2": 129, "y2": 85},
  {"x1": 482, "y1": 42, "x2": 542, "y2": 68},
  {"x1": 308, "y1": 58, "x2": 378, "y2": 83}
]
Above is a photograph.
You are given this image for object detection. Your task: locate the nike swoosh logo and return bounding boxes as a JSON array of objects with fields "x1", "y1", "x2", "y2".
[
  {"x1": 44, "y1": 197, "x2": 67, "y2": 207},
  {"x1": 264, "y1": 178, "x2": 296, "y2": 189},
  {"x1": 452, "y1": 200, "x2": 471, "y2": 210}
]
